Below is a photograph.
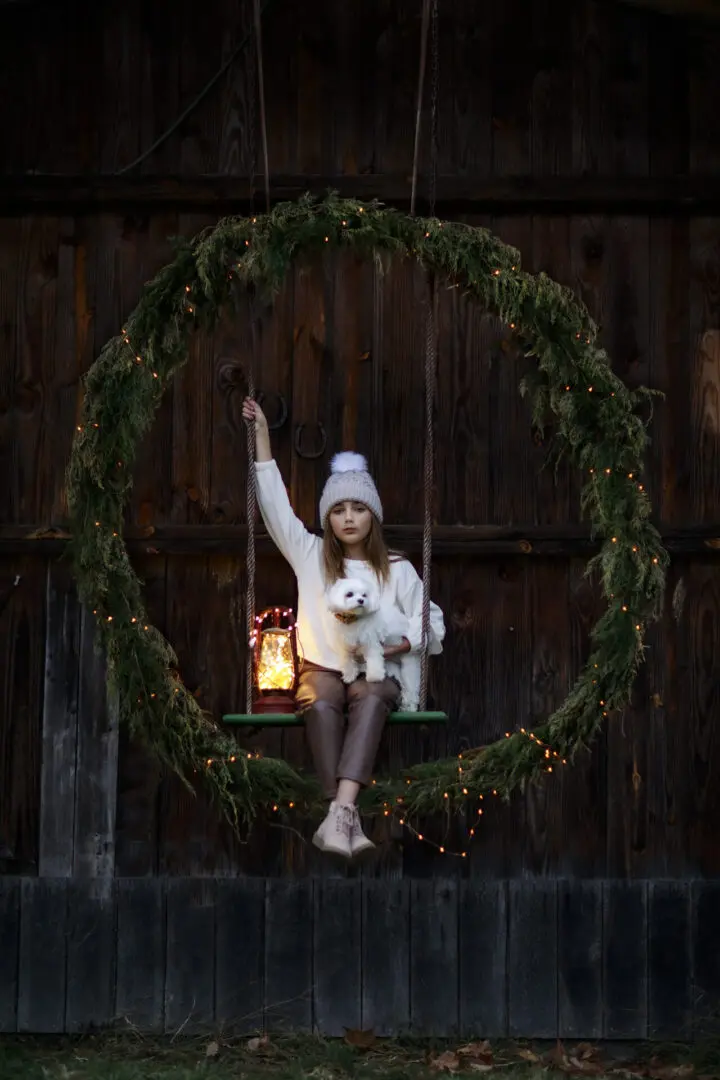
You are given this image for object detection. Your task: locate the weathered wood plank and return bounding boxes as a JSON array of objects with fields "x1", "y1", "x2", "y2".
[
  {"x1": 682, "y1": 564, "x2": 720, "y2": 875},
  {"x1": 459, "y1": 880, "x2": 508, "y2": 1038},
  {"x1": 264, "y1": 880, "x2": 313, "y2": 1031},
  {"x1": 0, "y1": 878, "x2": 20, "y2": 1033},
  {"x1": 216, "y1": 878, "x2": 265, "y2": 1033},
  {"x1": 314, "y1": 879, "x2": 362, "y2": 1036},
  {"x1": 561, "y1": 559, "x2": 607, "y2": 877},
  {"x1": 492, "y1": 0, "x2": 533, "y2": 179},
  {"x1": 450, "y1": 1, "x2": 492, "y2": 178},
  {"x1": 66, "y1": 879, "x2": 116, "y2": 1033},
  {"x1": 508, "y1": 880, "x2": 558, "y2": 1038},
  {"x1": 692, "y1": 881, "x2": 720, "y2": 1036},
  {"x1": 372, "y1": 0, "x2": 417, "y2": 177},
  {"x1": 115, "y1": 878, "x2": 166, "y2": 1033},
  {"x1": 113, "y1": 555, "x2": 166, "y2": 877},
  {"x1": 649, "y1": 881, "x2": 692, "y2": 1039},
  {"x1": 165, "y1": 878, "x2": 216, "y2": 1033},
  {"x1": 434, "y1": 252, "x2": 493, "y2": 528},
  {"x1": 689, "y1": 225, "x2": 720, "y2": 525},
  {"x1": 410, "y1": 880, "x2": 459, "y2": 1036},
  {"x1": 531, "y1": 0, "x2": 573, "y2": 179},
  {"x1": 463, "y1": 564, "x2": 520, "y2": 878},
  {"x1": 17, "y1": 878, "x2": 68, "y2": 1033},
  {"x1": 0, "y1": 558, "x2": 45, "y2": 873},
  {"x1": 524, "y1": 561, "x2": 570, "y2": 875},
  {"x1": 0, "y1": 220, "x2": 21, "y2": 524},
  {"x1": 172, "y1": 214, "x2": 214, "y2": 528},
  {"x1": 47, "y1": 218, "x2": 91, "y2": 525},
  {"x1": 603, "y1": 880, "x2": 648, "y2": 1038},
  {"x1": 126, "y1": 218, "x2": 178, "y2": 527},
  {"x1": 73, "y1": 606, "x2": 119, "y2": 877},
  {"x1": 361, "y1": 880, "x2": 410, "y2": 1035},
  {"x1": 604, "y1": 214, "x2": 653, "y2": 878},
  {"x1": 12, "y1": 217, "x2": 61, "y2": 525},
  {"x1": 38, "y1": 562, "x2": 80, "y2": 877},
  {"x1": 159, "y1": 558, "x2": 235, "y2": 875},
  {"x1": 558, "y1": 881, "x2": 603, "y2": 1039},
  {"x1": 646, "y1": 218, "x2": 691, "y2": 877}
]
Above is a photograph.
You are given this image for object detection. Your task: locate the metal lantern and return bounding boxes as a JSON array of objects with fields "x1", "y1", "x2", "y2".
[{"x1": 251, "y1": 607, "x2": 298, "y2": 714}]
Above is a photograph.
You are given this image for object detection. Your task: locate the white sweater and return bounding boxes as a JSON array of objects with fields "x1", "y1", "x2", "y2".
[{"x1": 254, "y1": 459, "x2": 446, "y2": 673}]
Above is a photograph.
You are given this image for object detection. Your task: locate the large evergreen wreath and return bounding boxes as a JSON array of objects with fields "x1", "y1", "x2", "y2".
[{"x1": 66, "y1": 193, "x2": 668, "y2": 830}]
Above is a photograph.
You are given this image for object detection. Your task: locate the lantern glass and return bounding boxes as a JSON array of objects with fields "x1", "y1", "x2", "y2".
[{"x1": 256, "y1": 626, "x2": 295, "y2": 692}]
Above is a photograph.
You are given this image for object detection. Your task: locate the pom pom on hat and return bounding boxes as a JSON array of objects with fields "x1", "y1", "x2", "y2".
[
  {"x1": 330, "y1": 452, "x2": 368, "y2": 474},
  {"x1": 319, "y1": 450, "x2": 383, "y2": 525}
]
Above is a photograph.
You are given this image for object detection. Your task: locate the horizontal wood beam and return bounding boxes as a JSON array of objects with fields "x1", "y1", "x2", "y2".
[
  {"x1": 3, "y1": 175, "x2": 720, "y2": 216},
  {"x1": 2, "y1": 524, "x2": 719, "y2": 557},
  {"x1": 615, "y1": 0, "x2": 720, "y2": 18}
]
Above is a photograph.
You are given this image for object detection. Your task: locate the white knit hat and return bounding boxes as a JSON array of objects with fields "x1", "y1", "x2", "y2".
[{"x1": 319, "y1": 452, "x2": 383, "y2": 526}]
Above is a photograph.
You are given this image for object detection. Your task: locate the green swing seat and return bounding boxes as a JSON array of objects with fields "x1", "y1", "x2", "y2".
[{"x1": 223, "y1": 710, "x2": 448, "y2": 727}]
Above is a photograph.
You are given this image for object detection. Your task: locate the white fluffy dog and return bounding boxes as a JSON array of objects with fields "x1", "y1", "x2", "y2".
[{"x1": 326, "y1": 577, "x2": 420, "y2": 711}]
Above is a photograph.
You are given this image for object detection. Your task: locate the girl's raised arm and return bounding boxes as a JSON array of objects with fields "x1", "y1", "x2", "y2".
[{"x1": 242, "y1": 398, "x2": 318, "y2": 571}]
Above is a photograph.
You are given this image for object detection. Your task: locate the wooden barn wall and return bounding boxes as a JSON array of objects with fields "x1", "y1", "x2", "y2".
[
  {"x1": 2, "y1": 875, "x2": 719, "y2": 1040},
  {"x1": 0, "y1": 0, "x2": 719, "y2": 881}
]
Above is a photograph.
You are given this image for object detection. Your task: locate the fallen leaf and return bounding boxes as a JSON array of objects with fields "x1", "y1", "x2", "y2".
[
  {"x1": 518, "y1": 1049, "x2": 541, "y2": 1064},
  {"x1": 545, "y1": 1042, "x2": 571, "y2": 1071},
  {"x1": 344, "y1": 1028, "x2": 377, "y2": 1049},
  {"x1": 458, "y1": 1042, "x2": 493, "y2": 1060},
  {"x1": 569, "y1": 1057, "x2": 605, "y2": 1075},
  {"x1": 246, "y1": 1035, "x2": 269, "y2": 1052},
  {"x1": 206, "y1": 1042, "x2": 220, "y2": 1058},
  {"x1": 649, "y1": 1067, "x2": 694, "y2": 1080},
  {"x1": 430, "y1": 1051, "x2": 461, "y2": 1073},
  {"x1": 573, "y1": 1044, "x2": 602, "y2": 1063},
  {"x1": 469, "y1": 1064, "x2": 493, "y2": 1073}
]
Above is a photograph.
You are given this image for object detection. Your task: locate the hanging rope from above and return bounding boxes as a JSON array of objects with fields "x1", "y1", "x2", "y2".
[
  {"x1": 243, "y1": 0, "x2": 271, "y2": 711},
  {"x1": 419, "y1": 276, "x2": 438, "y2": 712},
  {"x1": 411, "y1": 0, "x2": 441, "y2": 712}
]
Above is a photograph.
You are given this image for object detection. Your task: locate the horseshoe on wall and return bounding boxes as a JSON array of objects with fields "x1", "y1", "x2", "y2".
[{"x1": 294, "y1": 421, "x2": 327, "y2": 460}]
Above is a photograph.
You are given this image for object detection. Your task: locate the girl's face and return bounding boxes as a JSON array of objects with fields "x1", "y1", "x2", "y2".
[{"x1": 329, "y1": 501, "x2": 373, "y2": 547}]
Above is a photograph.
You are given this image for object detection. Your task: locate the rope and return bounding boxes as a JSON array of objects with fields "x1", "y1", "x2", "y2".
[
  {"x1": 253, "y1": 0, "x2": 271, "y2": 213},
  {"x1": 410, "y1": 0, "x2": 432, "y2": 218},
  {"x1": 429, "y1": 0, "x2": 439, "y2": 218},
  {"x1": 244, "y1": 0, "x2": 268, "y2": 713},
  {"x1": 411, "y1": 0, "x2": 440, "y2": 709},
  {"x1": 245, "y1": 346, "x2": 257, "y2": 715},
  {"x1": 419, "y1": 278, "x2": 438, "y2": 711}
]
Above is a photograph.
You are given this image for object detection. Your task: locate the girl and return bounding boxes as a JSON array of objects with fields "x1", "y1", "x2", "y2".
[{"x1": 242, "y1": 398, "x2": 446, "y2": 859}]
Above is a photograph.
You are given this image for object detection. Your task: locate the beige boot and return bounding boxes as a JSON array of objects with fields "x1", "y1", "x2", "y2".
[
  {"x1": 312, "y1": 801, "x2": 352, "y2": 858},
  {"x1": 348, "y1": 805, "x2": 375, "y2": 857}
]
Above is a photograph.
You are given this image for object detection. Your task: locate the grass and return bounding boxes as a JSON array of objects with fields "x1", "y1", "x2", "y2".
[{"x1": 1, "y1": 1032, "x2": 719, "y2": 1080}]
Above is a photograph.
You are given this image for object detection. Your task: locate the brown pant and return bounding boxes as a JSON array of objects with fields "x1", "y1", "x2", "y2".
[{"x1": 295, "y1": 661, "x2": 400, "y2": 799}]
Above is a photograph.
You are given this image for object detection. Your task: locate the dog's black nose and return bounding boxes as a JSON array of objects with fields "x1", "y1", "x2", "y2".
[{"x1": 357, "y1": 597, "x2": 364, "y2": 605}]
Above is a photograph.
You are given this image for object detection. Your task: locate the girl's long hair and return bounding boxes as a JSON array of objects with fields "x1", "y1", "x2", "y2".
[{"x1": 322, "y1": 514, "x2": 393, "y2": 586}]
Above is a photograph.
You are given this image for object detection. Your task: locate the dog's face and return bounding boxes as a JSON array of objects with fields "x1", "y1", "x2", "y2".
[{"x1": 326, "y1": 577, "x2": 380, "y2": 616}]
